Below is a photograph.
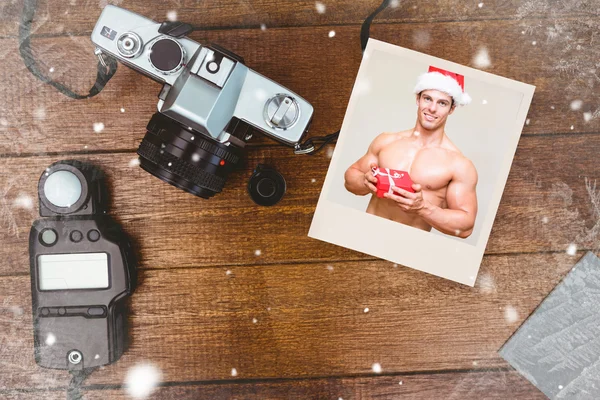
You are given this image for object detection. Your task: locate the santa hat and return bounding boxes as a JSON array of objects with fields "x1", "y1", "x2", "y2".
[{"x1": 413, "y1": 66, "x2": 471, "y2": 106}]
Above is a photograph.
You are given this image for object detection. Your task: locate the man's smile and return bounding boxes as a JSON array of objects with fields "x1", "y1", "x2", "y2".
[{"x1": 423, "y1": 112, "x2": 437, "y2": 121}]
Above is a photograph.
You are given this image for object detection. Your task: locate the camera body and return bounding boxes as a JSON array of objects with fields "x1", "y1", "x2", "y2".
[
  {"x1": 29, "y1": 160, "x2": 136, "y2": 370},
  {"x1": 91, "y1": 6, "x2": 314, "y2": 198}
]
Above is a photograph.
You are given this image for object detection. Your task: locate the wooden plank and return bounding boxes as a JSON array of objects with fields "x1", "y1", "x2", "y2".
[
  {"x1": 1, "y1": 133, "x2": 599, "y2": 275},
  {"x1": 2, "y1": 0, "x2": 597, "y2": 37},
  {"x1": 0, "y1": 252, "x2": 581, "y2": 389},
  {"x1": 0, "y1": 371, "x2": 545, "y2": 399},
  {"x1": 2, "y1": 18, "x2": 599, "y2": 154}
]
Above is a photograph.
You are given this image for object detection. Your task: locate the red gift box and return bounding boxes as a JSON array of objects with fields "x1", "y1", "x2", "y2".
[{"x1": 372, "y1": 167, "x2": 414, "y2": 198}]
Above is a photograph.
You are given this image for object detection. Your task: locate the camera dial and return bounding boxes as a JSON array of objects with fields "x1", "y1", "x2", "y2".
[
  {"x1": 148, "y1": 37, "x2": 185, "y2": 75},
  {"x1": 264, "y1": 94, "x2": 300, "y2": 130},
  {"x1": 116, "y1": 32, "x2": 143, "y2": 58}
]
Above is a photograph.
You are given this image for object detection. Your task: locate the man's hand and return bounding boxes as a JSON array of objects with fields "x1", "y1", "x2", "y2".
[
  {"x1": 363, "y1": 163, "x2": 378, "y2": 194},
  {"x1": 383, "y1": 183, "x2": 429, "y2": 214}
]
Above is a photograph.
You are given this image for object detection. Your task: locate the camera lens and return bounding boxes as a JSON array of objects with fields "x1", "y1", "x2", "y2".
[
  {"x1": 137, "y1": 113, "x2": 243, "y2": 198},
  {"x1": 149, "y1": 38, "x2": 184, "y2": 74},
  {"x1": 248, "y1": 165, "x2": 286, "y2": 206}
]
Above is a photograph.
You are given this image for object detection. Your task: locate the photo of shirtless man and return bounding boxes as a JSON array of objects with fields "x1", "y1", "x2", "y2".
[{"x1": 344, "y1": 66, "x2": 478, "y2": 239}]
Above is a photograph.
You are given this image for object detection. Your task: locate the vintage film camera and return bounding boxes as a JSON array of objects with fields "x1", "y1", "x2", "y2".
[
  {"x1": 29, "y1": 160, "x2": 136, "y2": 370},
  {"x1": 91, "y1": 5, "x2": 314, "y2": 198}
]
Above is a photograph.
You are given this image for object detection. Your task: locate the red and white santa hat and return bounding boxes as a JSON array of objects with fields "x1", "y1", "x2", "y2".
[{"x1": 413, "y1": 66, "x2": 471, "y2": 106}]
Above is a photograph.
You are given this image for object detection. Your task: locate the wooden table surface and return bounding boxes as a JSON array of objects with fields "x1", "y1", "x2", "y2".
[{"x1": 1, "y1": 0, "x2": 599, "y2": 398}]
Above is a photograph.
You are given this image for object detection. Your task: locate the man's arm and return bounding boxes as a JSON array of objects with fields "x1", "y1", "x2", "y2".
[
  {"x1": 385, "y1": 157, "x2": 478, "y2": 238},
  {"x1": 344, "y1": 133, "x2": 395, "y2": 195}
]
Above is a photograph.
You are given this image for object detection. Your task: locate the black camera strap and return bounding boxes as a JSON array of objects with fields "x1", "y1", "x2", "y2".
[
  {"x1": 19, "y1": 0, "x2": 117, "y2": 100},
  {"x1": 66, "y1": 367, "x2": 98, "y2": 400},
  {"x1": 295, "y1": 0, "x2": 391, "y2": 155}
]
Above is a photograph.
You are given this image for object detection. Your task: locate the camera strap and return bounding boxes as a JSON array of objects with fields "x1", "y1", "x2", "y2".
[
  {"x1": 294, "y1": 0, "x2": 391, "y2": 155},
  {"x1": 19, "y1": 0, "x2": 118, "y2": 100},
  {"x1": 66, "y1": 367, "x2": 98, "y2": 400}
]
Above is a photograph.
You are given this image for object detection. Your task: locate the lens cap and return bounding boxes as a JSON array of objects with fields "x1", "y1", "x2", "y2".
[{"x1": 248, "y1": 164, "x2": 286, "y2": 206}]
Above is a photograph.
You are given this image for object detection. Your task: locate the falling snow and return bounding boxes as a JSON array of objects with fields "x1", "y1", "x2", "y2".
[
  {"x1": 583, "y1": 112, "x2": 592, "y2": 122},
  {"x1": 315, "y1": 2, "x2": 326, "y2": 14},
  {"x1": 525, "y1": 119, "x2": 531, "y2": 125},
  {"x1": 120, "y1": 107, "x2": 126, "y2": 113},
  {"x1": 566, "y1": 243, "x2": 577, "y2": 256},
  {"x1": 166, "y1": 10, "x2": 177, "y2": 21},
  {"x1": 125, "y1": 363, "x2": 162, "y2": 399},
  {"x1": 570, "y1": 100, "x2": 583, "y2": 110},
  {"x1": 328, "y1": 30, "x2": 336, "y2": 38},
  {"x1": 372, "y1": 363, "x2": 382, "y2": 373},
  {"x1": 504, "y1": 306, "x2": 519, "y2": 323},
  {"x1": 364, "y1": 307, "x2": 369, "y2": 313},
  {"x1": 390, "y1": 0, "x2": 400, "y2": 7},
  {"x1": 231, "y1": 368, "x2": 238, "y2": 376},
  {"x1": 0, "y1": 118, "x2": 7, "y2": 126},
  {"x1": 311, "y1": 178, "x2": 316, "y2": 183},
  {"x1": 192, "y1": 153, "x2": 200, "y2": 162},
  {"x1": 326, "y1": 265, "x2": 334, "y2": 271},
  {"x1": 412, "y1": 30, "x2": 431, "y2": 48},
  {"x1": 542, "y1": 216, "x2": 548, "y2": 223},
  {"x1": 49, "y1": 67, "x2": 55, "y2": 73},
  {"x1": 129, "y1": 158, "x2": 140, "y2": 167},
  {"x1": 478, "y1": 273, "x2": 496, "y2": 294},
  {"x1": 45, "y1": 333, "x2": 56, "y2": 346},
  {"x1": 252, "y1": 318, "x2": 258, "y2": 323},
  {"x1": 260, "y1": 24, "x2": 267, "y2": 31},
  {"x1": 226, "y1": 270, "x2": 232, "y2": 276},
  {"x1": 399, "y1": 381, "x2": 403, "y2": 385},
  {"x1": 482, "y1": 100, "x2": 488, "y2": 105},
  {"x1": 532, "y1": 41, "x2": 537, "y2": 45},
  {"x1": 478, "y1": 2, "x2": 484, "y2": 8},
  {"x1": 255, "y1": 249, "x2": 262, "y2": 256},
  {"x1": 93, "y1": 122, "x2": 105, "y2": 133},
  {"x1": 33, "y1": 107, "x2": 46, "y2": 120},
  {"x1": 13, "y1": 194, "x2": 33, "y2": 209},
  {"x1": 473, "y1": 47, "x2": 491, "y2": 69}
]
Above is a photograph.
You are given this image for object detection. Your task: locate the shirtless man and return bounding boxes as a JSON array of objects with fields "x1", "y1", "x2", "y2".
[{"x1": 344, "y1": 66, "x2": 478, "y2": 238}]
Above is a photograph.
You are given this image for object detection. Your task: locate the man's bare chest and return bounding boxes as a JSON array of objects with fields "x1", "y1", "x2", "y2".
[{"x1": 378, "y1": 143, "x2": 455, "y2": 191}]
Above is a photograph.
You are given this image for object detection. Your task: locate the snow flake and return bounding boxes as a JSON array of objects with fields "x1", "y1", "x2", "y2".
[
  {"x1": 49, "y1": 67, "x2": 55, "y2": 73},
  {"x1": 260, "y1": 24, "x2": 267, "y2": 31},
  {"x1": 226, "y1": 270, "x2": 232, "y2": 276},
  {"x1": 583, "y1": 112, "x2": 592, "y2": 122},
  {"x1": 46, "y1": 333, "x2": 56, "y2": 346},
  {"x1": 472, "y1": 361, "x2": 478, "y2": 366},
  {"x1": 95, "y1": 354, "x2": 100, "y2": 360},
  {"x1": 478, "y1": 2, "x2": 484, "y2": 8},
  {"x1": 478, "y1": 273, "x2": 496, "y2": 294},
  {"x1": 252, "y1": 318, "x2": 258, "y2": 324},
  {"x1": 558, "y1": 385, "x2": 563, "y2": 390},
  {"x1": 255, "y1": 249, "x2": 262, "y2": 256},
  {"x1": 33, "y1": 107, "x2": 46, "y2": 120},
  {"x1": 191, "y1": 153, "x2": 200, "y2": 162},
  {"x1": 504, "y1": 306, "x2": 519, "y2": 323},
  {"x1": 311, "y1": 178, "x2": 316, "y2": 183},
  {"x1": 372, "y1": 363, "x2": 382, "y2": 373},
  {"x1": 93, "y1": 122, "x2": 105, "y2": 133},
  {"x1": 473, "y1": 47, "x2": 491, "y2": 69},
  {"x1": 0, "y1": 118, "x2": 7, "y2": 126},
  {"x1": 550, "y1": 105, "x2": 555, "y2": 110},
  {"x1": 326, "y1": 265, "x2": 334, "y2": 271},
  {"x1": 129, "y1": 158, "x2": 140, "y2": 167},
  {"x1": 231, "y1": 368, "x2": 238, "y2": 376},
  {"x1": 166, "y1": 11, "x2": 177, "y2": 21},
  {"x1": 566, "y1": 243, "x2": 577, "y2": 256},
  {"x1": 167, "y1": 162, "x2": 172, "y2": 167},
  {"x1": 390, "y1": 0, "x2": 400, "y2": 7},
  {"x1": 13, "y1": 194, "x2": 33, "y2": 210},
  {"x1": 315, "y1": 2, "x2": 326, "y2": 14},
  {"x1": 542, "y1": 216, "x2": 548, "y2": 223},
  {"x1": 570, "y1": 125, "x2": 574, "y2": 130},
  {"x1": 532, "y1": 41, "x2": 537, "y2": 45},
  {"x1": 328, "y1": 30, "x2": 336, "y2": 38},
  {"x1": 482, "y1": 99, "x2": 488, "y2": 105},
  {"x1": 412, "y1": 30, "x2": 431, "y2": 48},
  {"x1": 399, "y1": 381, "x2": 403, "y2": 385},
  {"x1": 525, "y1": 119, "x2": 530, "y2": 125},
  {"x1": 570, "y1": 100, "x2": 583, "y2": 110},
  {"x1": 125, "y1": 363, "x2": 162, "y2": 399},
  {"x1": 364, "y1": 307, "x2": 369, "y2": 313},
  {"x1": 120, "y1": 107, "x2": 126, "y2": 113}
]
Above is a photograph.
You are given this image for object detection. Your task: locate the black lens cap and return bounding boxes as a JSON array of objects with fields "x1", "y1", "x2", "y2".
[{"x1": 248, "y1": 165, "x2": 286, "y2": 206}]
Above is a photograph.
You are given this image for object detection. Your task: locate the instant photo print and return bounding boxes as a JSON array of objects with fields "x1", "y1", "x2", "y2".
[{"x1": 309, "y1": 39, "x2": 535, "y2": 286}]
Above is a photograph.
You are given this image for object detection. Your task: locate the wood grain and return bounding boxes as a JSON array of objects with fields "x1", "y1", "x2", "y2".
[
  {"x1": 1, "y1": 133, "x2": 599, "y2": 276},
  {"x1": 1, "y1": 18, "x2": 599, "y2": 155},
  {"x1": 0, "y1": 252, "x2": 581, "y2": 389},
  {"x1": 2, "y1": 0, "x2": 597, "y2": 37},
  {"x1": 0, "y1": 371, "x2": 545, "y2": 399}
]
